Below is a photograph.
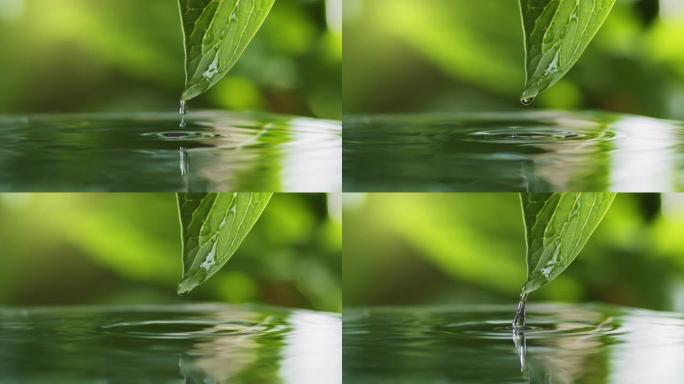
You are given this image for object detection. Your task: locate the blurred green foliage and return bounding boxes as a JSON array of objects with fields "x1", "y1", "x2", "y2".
[
  {"x1": 344, "y1": 0, "x2": 684, "y2": 120},
  {"x1": 0, "y1": 0, "x2": 341, "y2": 119},
  {"x1": 0, "y1": 193, "x2": 341, "y2": 312},
  {"x1": 343, "y1": 193, "x2": 684, "y2": 312}
]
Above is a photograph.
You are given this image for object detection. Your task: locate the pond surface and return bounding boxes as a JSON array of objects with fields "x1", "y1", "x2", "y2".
[
  {"x1": 344, "y1": 303, "x2": 684, "y2": 384},
  {"x1": 344, "y1": 111, "x2": 684, "y2": 192},
  {"x1": 0, "y1": 303, "x2": 341, "y2": 384},
  {"x1": 0, "y1": 111, "x2": 341, "y2": 192}
]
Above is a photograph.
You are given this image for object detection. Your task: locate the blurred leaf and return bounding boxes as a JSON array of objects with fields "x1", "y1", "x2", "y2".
[
  {"x1": 519, "y1": 0, "x2": 616, "y2": 104},
  {"x1": 521, "y1": 192, "x2": 615, "y2": 294},
  {"x1": 177, "y1": 192, "x2": 272, "y2": 294},
  {"x1": 179, "y1": 0, "x2": 275, "y2": 101}
]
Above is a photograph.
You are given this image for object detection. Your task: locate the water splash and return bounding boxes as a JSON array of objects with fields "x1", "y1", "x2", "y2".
[{"x1": 512, "y1": 292, "x2": 528, "y2": 330}]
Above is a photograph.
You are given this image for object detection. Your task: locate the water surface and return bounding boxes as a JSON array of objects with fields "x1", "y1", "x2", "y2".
[
  {"x1": 344, "y1": 111, "x2": 684, "y2": 191},
  {"x1": 0, "y1": 303, "x2": 341, "y2": 383},
  {"x1": 344, "y1": 303, "x2": 684, "y2": 383},
  {"x1": 0, "y1": 111, "x2": 341, "y2": 192}
]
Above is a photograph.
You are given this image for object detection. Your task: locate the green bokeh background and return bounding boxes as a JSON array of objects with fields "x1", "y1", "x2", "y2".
[
  {"x1": 0, "y1": 193, "x2": 342, "y2": 312},
  {"x1": 0, "y1": 0, "x2": 341, "y2": 119},
  {"x1": 344, "y1": 0, "x2": 684, "y2": 120},
  {"x1": 344, "y1": 193, "x2": 684, "y2": 312}
]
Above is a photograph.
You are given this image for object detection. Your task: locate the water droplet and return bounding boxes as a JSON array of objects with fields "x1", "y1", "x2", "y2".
[
  {"x1": 544, "y1": 51, "x2": 560, "y2": 76},
  {"x1": 179, "y1": 100, "x2": 188, "y2": 128},
  {"x1": 521, "y1": 96, "x2": 535, "y2": 106},
  {"x1": 202, "y1": 56, "x2": 220, "y2": 80},
  {"x1": 200, "y1": 242, "x2": 217, "y2": 271},
  {"x1": 520, "y1": 88, "x2": 539, "y2": 106}
]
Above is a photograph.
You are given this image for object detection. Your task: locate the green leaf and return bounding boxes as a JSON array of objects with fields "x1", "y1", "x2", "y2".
[
  {"x1": 520, "y1": 192, "x2": 615, "y2": 294},
  {"x1": 178, "y1": 0, "x2": 275, "y2": 101},
  {"x1": 519, "y1": 0, "x2": 616, "y2": 104},
  {"x1": 176, "y1": 192, "x2": 272, "y2": 294}
]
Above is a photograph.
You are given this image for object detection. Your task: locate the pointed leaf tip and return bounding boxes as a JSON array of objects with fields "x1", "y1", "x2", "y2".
[
  {"x1": 519, "y1": 0, "x2": 616, "y2": 99},
  {"x1": 520, "y1": 192, "x2": 616, "y2": 294},
  {"x1": 176, "y1": 192, "x2": 272, "y2": 295},
  {"x1": 179, "y1": 0, "x2": 275, "y2": 101}
]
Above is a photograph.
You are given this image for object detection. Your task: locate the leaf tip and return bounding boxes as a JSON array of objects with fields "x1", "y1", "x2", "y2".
[{"x1": 177, "y1": 278, "x2": 198, "y2": 296}]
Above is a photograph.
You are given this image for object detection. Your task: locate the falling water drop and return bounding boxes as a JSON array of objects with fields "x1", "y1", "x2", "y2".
[
  {"x1": 512, "y1": 292, "x2": 528, "y2": 330},
  {"x1": 179, "y1": 100, "x2": 187, "y2": 116},
  {"x1": 179, "y1": 100, "x2": 188, "y2": 129}
]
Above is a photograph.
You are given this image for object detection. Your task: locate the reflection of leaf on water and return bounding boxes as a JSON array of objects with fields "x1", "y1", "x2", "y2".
[
  {"x1": 192, "y1": 114, "x2": 291, "y2": 191},
  {"x1": 178, "y1": 310, "x2": 286, "y2": 383},
  {"x1": 179, "y1": 312, "x2": 265, "y2": 383},
  {"x1": 513, "y1": 307, "x2": 617, "y2": 383}
]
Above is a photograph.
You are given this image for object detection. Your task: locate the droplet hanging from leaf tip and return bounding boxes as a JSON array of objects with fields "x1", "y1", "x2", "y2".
[{"x1": 520, "y1": 89, "x2": 538, "y2": 106}]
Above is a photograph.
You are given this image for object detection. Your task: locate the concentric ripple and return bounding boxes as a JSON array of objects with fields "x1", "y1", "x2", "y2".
[
  {"x1": 343, "y1": 110, "x2": 684, "y2": 191},
  {"x1": 343, "y1": 303, "x2": 684, "y2": 384},
  {"x1": 101, "y1": 318, "x2": 273, "y2": 339},
  {"x1": 0, "y1": 110, "x2": 341, "y2": 191},
  {"x1": 464, "y1": 128, "x2": 588, "y2": 144},
  {"x1": 0, "y1": 304, "x2": 340, "y2": 383},
  {"x1": 141, "y1": 131, "x2": 224, "y2": 141},
  {"x1": 433, "y1": 317, "x2": 618, "y2": 340}
]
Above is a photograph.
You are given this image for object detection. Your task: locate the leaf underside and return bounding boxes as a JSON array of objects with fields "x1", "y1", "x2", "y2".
[
  {"x1": 177, "y1": 192, "x2": 272, "y2": 294},
  {"x1": 179, "y1": 0, "x2": 275, "y2": 101},
  {"x1": 519, "y1": 0, "x2": 616, "y2": 103},
  {"x1": 520, "y1": 192, "x2": 615, "y2": 294}
]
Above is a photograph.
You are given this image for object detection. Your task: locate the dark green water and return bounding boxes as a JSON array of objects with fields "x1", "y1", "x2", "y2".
[
  {"x1": 343, "y1": 111, "x2": 684, "y2": 192},
  {"x1": 0, "y1": 304, "x2": 341, "y2": 383},
  {"x1": 344, "y1": 303, "x2": 684, "y2": 384},
  {"x1": 0, "y1": 111, "x2": 341, "y2": 192}
]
